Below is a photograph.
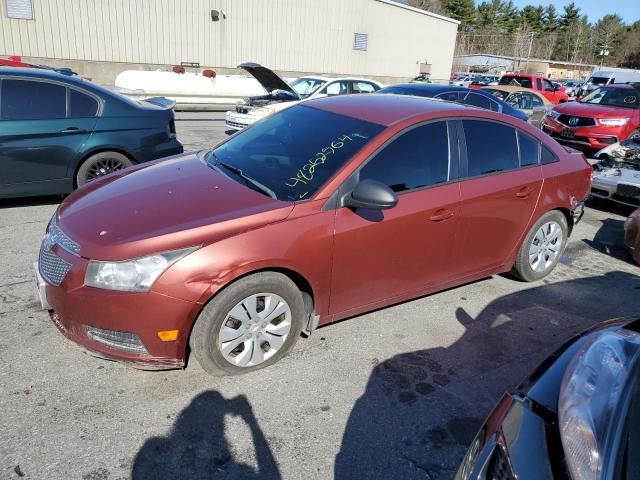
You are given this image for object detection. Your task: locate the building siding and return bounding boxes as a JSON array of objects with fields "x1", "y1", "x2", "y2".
[{"x1": 1, "y1": 0, "x2": 458, "y2": 81}]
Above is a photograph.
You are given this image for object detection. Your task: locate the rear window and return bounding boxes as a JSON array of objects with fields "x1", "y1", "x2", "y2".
[
  {"x1": 463, "y1": 120, "x2": 518, "y2": 176},
  {"x1": 1, "y1": 79, "x2": 66, "y2": 120},
  {"x1": 463, "y1": 92, "x2": 494, "y2": 111},
  {"x1": 69, "y1": 89, "x2": 99, "y2": 117},
  {"x1": 499, "y1": 76, "x2": 533, "y2": 89}
]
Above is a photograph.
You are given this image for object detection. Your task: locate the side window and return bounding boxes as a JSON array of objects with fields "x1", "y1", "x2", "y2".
[
  {"x1": 435, "y1": 92, "x2": 460, "y2": 102},
  {"x1": 544, "y1": 79, "x2": 555, "y2": 91},
  {"x1": 359, "y1": 122, "x2": 450, "y2": 193},
  {"x1": 541, "y1": 144, "x2": 558, "y2": 164},
  {"x1": 463, "y1": 120, "x2": 518, "y2": 176},
  {"x1": 536, "y1": 78, "x2": 543, "y2": 91},
  {"x1": 323, "y1": 81, "x2": 349, "y2": 96},
  {"x1": 352, "y1": 81, "x2": 376, "y2": 94},
  {"x1": 463, "y1": 93, "x2": 493, "y2": 111},
  {"x1": 531, "y1": 94, "x2": 544, "y2": 107},
  {"x1": 1, "y1": 79, "x2": 66, "y2": 120},
  {"x1": 518, "y1": 131, "x2": 540, "y2": 167},
  {"x1": 69, "y1": 89, "x2": 99, "y2": 117}
]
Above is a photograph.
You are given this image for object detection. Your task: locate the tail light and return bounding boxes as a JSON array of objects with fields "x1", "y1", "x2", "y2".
[{"x1": 167, "y1": 119, "x2": 176, "y2": 139}]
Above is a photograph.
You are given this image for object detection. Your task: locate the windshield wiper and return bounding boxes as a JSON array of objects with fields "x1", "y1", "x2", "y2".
[{"x1": 216, "y1": 161, "x2": 277, "y2": 199}]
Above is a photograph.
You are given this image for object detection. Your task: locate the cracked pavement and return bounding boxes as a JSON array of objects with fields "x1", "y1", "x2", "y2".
[{"x1": 1, "y1": 112, "x2": 639, "y2": 480}]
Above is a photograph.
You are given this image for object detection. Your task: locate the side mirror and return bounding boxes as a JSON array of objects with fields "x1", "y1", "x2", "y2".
[{"x1": 344, "y1": 179, "x2": 398, "y2": 210}]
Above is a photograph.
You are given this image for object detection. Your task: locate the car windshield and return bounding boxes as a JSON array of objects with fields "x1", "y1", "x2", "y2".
[
  {"x1": 290, "y1": 78, "x2": 326, "y2": 98},
  {"x1": 499, "y1": 76, "x2": 533, "y2": 88},
  {"x1": 581, "y1": 87, "x2": 640, "y2": 109},
  {"x1": 587, "y1": 76, "x2": 609, "y2": 86},
  {"x1": 208, "y1": 105, "x2": 384, "y2": 201}
]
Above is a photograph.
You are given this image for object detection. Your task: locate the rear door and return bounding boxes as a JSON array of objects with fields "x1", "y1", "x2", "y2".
[
  {"x1": 329, "y1": 121, "x2": 461, "y2": 315},
  {"x1": 0, "y1": 78, "x2": 98, "y2": 189},
  {"x1": 451, "y1": 119, "x2": 543, "y2": 277}
]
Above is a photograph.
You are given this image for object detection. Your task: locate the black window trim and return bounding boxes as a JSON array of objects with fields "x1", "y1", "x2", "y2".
[
  {"x1": 332, "y1": 119, "x2": 458, "y2": 209},
  {"x1": 0, "y1": 75, "x2": 104, "y2": 119},
  {"x1": 516, "y1": 129, "x2": 541, "y2": 168}
]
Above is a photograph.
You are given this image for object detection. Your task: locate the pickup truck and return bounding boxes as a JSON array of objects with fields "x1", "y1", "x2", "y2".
[{"x1": 498, "y1": 74, "x2": 569, "y2": 104}]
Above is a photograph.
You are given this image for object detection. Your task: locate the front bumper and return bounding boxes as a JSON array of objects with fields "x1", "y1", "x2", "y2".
[
  {"x1": 591, "y1": 173, "x2": 640, "y2": 207},
  {"x1": 40, "y1": 244, "x2": 201, "y2": 369},
  {"x1": 224, "y1": 111, "x2": 262, "y2": 130},
  {"x1": 542, "y1": 117, "x2": 623, "y2": 151}
]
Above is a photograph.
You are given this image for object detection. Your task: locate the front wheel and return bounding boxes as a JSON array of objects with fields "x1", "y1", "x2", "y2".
[
  {"x1": 76, "y1": 151, "x2": 133, "y2": 187},
  {"x1": 512, "y1": 211, "x2": 568, "y2": 282},
  {"x1": 190, "y1": 272, "x2": 305, "y2": 376}
]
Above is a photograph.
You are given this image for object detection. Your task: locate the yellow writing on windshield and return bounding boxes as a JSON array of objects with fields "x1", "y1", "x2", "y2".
[{"x1": 285, "y1": 134, "x2": 353, "y2": 189}]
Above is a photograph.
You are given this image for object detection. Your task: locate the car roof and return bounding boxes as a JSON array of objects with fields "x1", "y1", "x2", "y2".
[
  {"x1": 382, "y1": 83, "x2": 470, "y2": 94},
  {"x1": 304, "y1": 93, "x2": 484, "y2": 126},
  {"x1": 299, "y1": 76, "x2": 379, "y2": 83}
]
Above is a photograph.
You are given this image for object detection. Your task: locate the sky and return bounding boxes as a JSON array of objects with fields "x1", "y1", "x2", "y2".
[{"x1": 508, "y1": 0, "x2": 639, "y2": 24}]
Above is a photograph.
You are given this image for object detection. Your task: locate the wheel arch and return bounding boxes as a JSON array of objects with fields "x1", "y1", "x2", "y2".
[{"x1": 73, "y1": 147, "x2": 138, "y2": 188}]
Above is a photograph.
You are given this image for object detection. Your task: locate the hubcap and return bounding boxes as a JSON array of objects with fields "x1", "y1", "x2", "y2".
[
  {"x1": 529, "y1": 221, "x2": 563, "y2": 272},
  {"x1": 87, "y1": 158, "x2": 127, "y2": 181},
  {"x1": 217, "y1": 293, "x2": 292, "y2": 367}
]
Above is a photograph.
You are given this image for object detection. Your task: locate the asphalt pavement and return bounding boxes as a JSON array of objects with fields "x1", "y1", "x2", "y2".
[{"x1": 1, "y1": 112, "x2": 639, "y2": 480}]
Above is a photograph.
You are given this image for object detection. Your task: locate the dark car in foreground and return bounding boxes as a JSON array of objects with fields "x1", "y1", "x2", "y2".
[
  {"x1": 36, "y1": 94, "x2": 591, "y2": 376},
  {"x1": 456, "y1": 317, "x2": 640, "y2": 480},
  {"x1": 0, "y1": 68, "x2": 183, "y2": 198},
  {"x1": 625, "y1": 208, "x2": 640, "y2": 265},
  {"x1": 377, "y1": 83, "x2": 529, "y2": 123}
]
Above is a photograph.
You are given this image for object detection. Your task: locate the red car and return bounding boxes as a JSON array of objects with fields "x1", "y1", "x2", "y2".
[
  {"x1": 35, "y1": 95, "x2": 592, "y2": 376},
  {"x1": 543, "y1": 84, "x2": 640, "y2": 152},
  {"x1": 499, "y1": 74, "x2": 569, "y2": 104}
]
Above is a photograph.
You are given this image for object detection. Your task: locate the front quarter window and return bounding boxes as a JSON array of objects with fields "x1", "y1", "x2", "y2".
[{"x1": 209, "y1": 105, "x2": 384, "y2": 201}]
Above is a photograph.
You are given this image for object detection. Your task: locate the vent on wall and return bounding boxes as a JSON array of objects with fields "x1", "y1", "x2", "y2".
[
  {"x1": 6, "y1": 0, "x2": 33, "y2": 19},
  {"x1": 353, "y1": 33, "x2": 368, "y2": 51}
]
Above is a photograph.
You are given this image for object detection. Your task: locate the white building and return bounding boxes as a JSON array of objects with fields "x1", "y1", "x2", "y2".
[{"x1": 1, "y1": 0, "x2": 459, "y2": 85}]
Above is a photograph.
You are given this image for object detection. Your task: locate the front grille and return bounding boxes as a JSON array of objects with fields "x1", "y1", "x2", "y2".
[
  {"x1": 39, "y1": 245, "x2": 71, "y2": 286},
  {"x1": 48, "y1": 221, "x2": 80, "y2": 255},
  {"x1": 226, "y1": 120, "x2": 246, "y2": 129},
  {"x1": 557, "y1": 114, "x2": 596, "y2": 127},
  {"x1": 487, "y1": 446, "x2": 515, "y2": 480}
]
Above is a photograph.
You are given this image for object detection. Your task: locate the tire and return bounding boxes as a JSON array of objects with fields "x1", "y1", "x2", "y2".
[
  {"x1": 76, "y1": 151, "x2": 133, "y2": 187},
  {"x1": 190, "y1": 272, "x2": 305, "y2": 376},
  {"x1": 512, "y1": 211, "x2": 568, "y2": 282}
]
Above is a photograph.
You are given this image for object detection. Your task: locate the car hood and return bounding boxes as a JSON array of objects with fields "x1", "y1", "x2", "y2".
[
  {"x1": 239, "y1": 62, "x2": 298, "y2": 97},
  {"x1": 57, "y1": 151, "x2": 293, "y2": 261},
  {"x1": 554, "y1": 101, "x2": 637, "y2": 118}
]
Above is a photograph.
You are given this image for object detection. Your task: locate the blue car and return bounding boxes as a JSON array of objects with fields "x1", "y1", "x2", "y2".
[
  {"x1": 0, "y1": 67, "x2": 183, "y2": 198},
  {"x1": 377, "y1": 83, "x2": 530, "y2": 123}
]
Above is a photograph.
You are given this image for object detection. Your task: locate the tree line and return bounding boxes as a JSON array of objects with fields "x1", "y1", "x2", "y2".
[{"x1": 407, "y1": 0, "x2": 640, "y2": 67}]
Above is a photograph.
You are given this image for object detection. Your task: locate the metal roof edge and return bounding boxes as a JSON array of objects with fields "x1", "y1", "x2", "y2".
[{"x1": 374, "y1": 0, "x2": 461, "y2": 25}]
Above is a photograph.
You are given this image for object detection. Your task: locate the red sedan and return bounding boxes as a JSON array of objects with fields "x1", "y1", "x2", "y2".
[
  {"x1": 543, "y1": 84, "x2": 640, "y2": 152},
  {"x1": 36, "y1": 95, "x2": 592, "y2": 376}
]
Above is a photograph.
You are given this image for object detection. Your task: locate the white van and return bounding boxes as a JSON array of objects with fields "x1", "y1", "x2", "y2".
[{"x1": 580, "y1": 69, "x2": 640, "y2": 96}]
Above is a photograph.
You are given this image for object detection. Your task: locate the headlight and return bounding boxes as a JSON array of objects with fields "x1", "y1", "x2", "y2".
[
  {"x1": 548, "y1": 109, "x2": 560, "y2": 119},
  {"x1": 598, "y1": 118, "x2": 630, "y2": 126},
  {"x1": 559, "y1": 328, "x2": 640, "y2": 480},
  {"x1": 84, "y1": 247, "x2": 197, "y2": 292}
]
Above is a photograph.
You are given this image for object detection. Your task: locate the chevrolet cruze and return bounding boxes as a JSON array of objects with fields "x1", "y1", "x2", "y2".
[{"x1": 36, "y1": 94, "x2": 592, "y2": 376}]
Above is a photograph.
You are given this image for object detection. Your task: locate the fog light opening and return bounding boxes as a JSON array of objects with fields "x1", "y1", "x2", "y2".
[{"x1": 84, "y1": 326, "x2": 148, "y2": 354}]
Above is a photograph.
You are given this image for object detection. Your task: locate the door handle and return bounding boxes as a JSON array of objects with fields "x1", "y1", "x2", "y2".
[
  {"x1": 60, "y1": 127, "x2": 87, "y2": 134},
  {"x1": 516, "y1": 187, "x2": 533, "y2": 198},
  {"x1": 429, "y1": 209, "x2": 454, "y2": 222}
]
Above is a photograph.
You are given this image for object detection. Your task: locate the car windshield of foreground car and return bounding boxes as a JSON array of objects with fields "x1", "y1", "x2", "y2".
[
  {"x1": 290, "y1": 78, "x2": 325, "y2": 98},
  {"x1": 581, "y1": 87, "x2": 640, "y2": 109},
  {"x1": 208, "y1": 105, "x2": 384, "y2": 201},
  {"x1": 499, "y1": 76, "x2": 533, "y2": 88}
]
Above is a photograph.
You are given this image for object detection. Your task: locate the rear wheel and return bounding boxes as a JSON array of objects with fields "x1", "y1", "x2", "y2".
[
  {"x1": 512, "y1": 211, "x2": 568, "y2": 282},
  {"x1": 190, "y1": 272, "x2": 305, "y2": 376},
  {"x1": 76, "y1": 151, "x2": 132, "y2": 186}
]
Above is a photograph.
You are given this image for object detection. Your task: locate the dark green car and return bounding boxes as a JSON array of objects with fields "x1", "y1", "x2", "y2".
[{"x1": 0, "y1": 67, "x2": 183, "y2": 198}]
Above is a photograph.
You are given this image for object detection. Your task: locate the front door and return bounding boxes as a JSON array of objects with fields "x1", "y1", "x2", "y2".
[
  {"x1": 452, "y1": 119, "x2": 543, "y2": 277},
  {"x1": 329, "y1": 121, "x2": 461, "y2": 316},
  {"x1": 0, "y1": 78, "x2": 97, "y2": 191}
]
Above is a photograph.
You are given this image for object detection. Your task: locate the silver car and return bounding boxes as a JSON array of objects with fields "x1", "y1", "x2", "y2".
[{"x1": 591, "y1": 137, "x2": 640, "y2": 207}]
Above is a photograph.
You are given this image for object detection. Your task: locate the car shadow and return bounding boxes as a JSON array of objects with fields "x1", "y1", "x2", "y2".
[
  {"x1": 132, "y1": 390, "x2": 281, "y2": 480},
  {"x1": 583, "y1": 217, "x2": 636, "y2": 265},
  {"x1": 0, "y1": 195, "x2": 63, "y2": 209},
  {"x1": 334, "y1": 271, "x2": 640, "y2": 479}
]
